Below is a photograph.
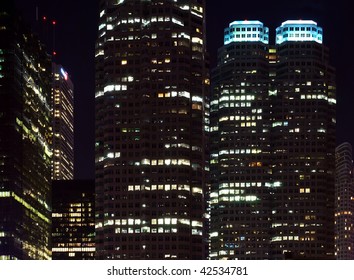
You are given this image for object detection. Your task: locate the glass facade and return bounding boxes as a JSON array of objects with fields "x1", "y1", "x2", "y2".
[
  {"x1": 95, "y1": 0, "x2": 209, "y2": 259},
  {"x1": 0, "y1": 8, "x2": 52, "y2": 259}
]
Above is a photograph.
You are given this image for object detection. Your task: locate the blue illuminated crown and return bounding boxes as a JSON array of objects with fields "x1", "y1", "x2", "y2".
[
  {"x1": 224, "y1": 20, "x2": 269, "y2": 45},
  {"x1": 276, "y1": 20, "x2": 323, "y2": 44}
]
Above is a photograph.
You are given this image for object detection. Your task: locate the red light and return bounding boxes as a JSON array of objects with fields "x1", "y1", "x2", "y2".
[
  {"x1": 53, "y1": 51, "x2": 57, "y2": 56},
  {"x1": 52, "y1": 20, "x2": 56, "y2": 25},
  {"x1": 43, "y1": 16, "x2": 47, "y2": 21}
]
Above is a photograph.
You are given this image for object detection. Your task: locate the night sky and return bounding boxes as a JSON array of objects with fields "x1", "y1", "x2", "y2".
[{"x1": 12, "y1": 0, "x2": 354, "y2": 180}]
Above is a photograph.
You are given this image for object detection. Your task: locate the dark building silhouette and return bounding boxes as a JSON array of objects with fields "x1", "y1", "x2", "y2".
[
  {"x1": 210, "y1": 20, "x2": 336, "y2": 259},
  {"x1": 95, "y1": 0, "x2": 209, "y2": 259},
  {"x1": 0, "y1": 3, "x2": 52, "y2": 259},
  {"x1": 335, "y1": 143, "x2": 354, "y2": 259},
  {"x1": 52, "y1": 180, "x2": 95, "y2": 260}
]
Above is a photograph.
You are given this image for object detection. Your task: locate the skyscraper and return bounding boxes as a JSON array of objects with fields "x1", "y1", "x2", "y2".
[
  {"x1": 210, "y1": 20, "x2": 272, "y2": 259},
  {"x1": 0, "y1": 4, "x2": 52, "y2": 259},
  {"x1": 210, "y1": 20, "x2": 336, "y2": 259},
  {"x1": 95, "y1": 0, "x2": 209, "y2": 259},
  {"x1": 335, "y1": 142, "x2": 354, "y2": 259},
  {"x1": 271, "y1": 20, "x2": 336, "y2": 259},
  {"x1": 52, "y1": 63, "x2": 74, "y2": 180}
]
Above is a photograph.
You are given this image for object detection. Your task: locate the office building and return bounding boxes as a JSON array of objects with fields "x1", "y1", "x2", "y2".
[
  {"x1": 52, "y1": 63, "x2": 74, "y2": 180},
  {"x1": 95, "y1": 0, "x2": 209, "y2": 259},
  {"x1": 210, "y1": 20, "x2": 272, "y2": 259},
  {"x1": 271, "y1": 20, "x2": 336, "y2": 259},
  {"x1": 210, "y1": 20, "x2": 336, "y2": 259},
  {"x1": 335, "y1": 143, "x2": 354, "y2": 259},
  {"x1": 52, "y1": 180, "x2": 95, "y2": 260},
  {"x1": 0, "y1": 4, "x2": 52, "y2": 259}
]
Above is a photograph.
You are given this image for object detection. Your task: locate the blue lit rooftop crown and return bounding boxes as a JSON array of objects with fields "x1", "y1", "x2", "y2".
[
  {"x1": 224, "y1": 20, "x2": 269, "y2": 45},
  {"x1": 276, "y1": 20, "x2": 323, "y2": 44}
]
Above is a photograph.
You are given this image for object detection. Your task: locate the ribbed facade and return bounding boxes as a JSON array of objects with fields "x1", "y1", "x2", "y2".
[
  {"x1": 211, "y1": 20, "x2": 336, "y2": 259},
  {"x1": 0, "y1": 5, "x2": 52, "y2": 260},
  {"x1": 95, "y1": 0, "x2": 209, "y2": 259},
  {"x1": 335, "y1": 143, "x2": 354, "y2": 259},
  {"x1": 52, "y1": 63, "x2": 74, "y2": 180}
]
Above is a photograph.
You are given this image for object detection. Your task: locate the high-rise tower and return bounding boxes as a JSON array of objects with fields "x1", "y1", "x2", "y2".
[
  {"x1": 95, "y1": 0, "x2": 209, "y2": 259},
  {"x1": 52, "y1": 63, "x2": 74, "y2": 180},
  {"x1": 211, "y1": 20, "x2": 336, "y2": 259},
  {"x1": 210, "y1": 20, "x2": 272, "y2": 259},
  {"x1": 335, "y1": 143, "x2": 354, "y2": 259},
  {"x1": 0, "y1": 4, "x2": 52, "y2": 259},
  {"x1": 271, "y1": 20, "x2": 336, "y2": 259}
]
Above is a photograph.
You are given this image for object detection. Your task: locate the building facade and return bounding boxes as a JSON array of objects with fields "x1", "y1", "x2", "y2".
[
  {"x1": 0, "y1": 4, "x2": 52, "y2": 259},
  {"x1": 52, "y1": 63, "x2": 74, "y2": 180},
  {"x1": 210, "y1": 20, "x2": 272, "y2": 259},
  {"x1": 271, "y1": 20, "x2": 336, "y2": 260},
  {"x1": 52, "y1": 180, "x2": 95, "y2": 260},
  {"x1": 210, "y1": 20, "x2": 336, "y2": 259},
  {"x1": 95, "y1": 0, "x2": 209, "y2": 259},
  {"x1": 335, "y1": 143, "x2": 354, "y2": 259}
]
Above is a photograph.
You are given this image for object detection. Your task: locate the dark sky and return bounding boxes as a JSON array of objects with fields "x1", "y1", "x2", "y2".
[{"x1": 13, "y1": 0, "x2": 354, "y2": 179}]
